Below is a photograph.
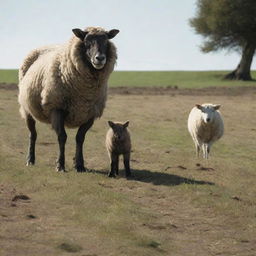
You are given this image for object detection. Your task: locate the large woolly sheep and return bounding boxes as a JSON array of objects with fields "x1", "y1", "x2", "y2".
[
  {"x1": 187, "y1": 103, "x2": 224, "y2": 159},
  {"x1": 18, "y1": 27, "x2": 119, "y2": 172},
  {"x1": 105, "y1": 121, "x2": 131, "y2": 177}
]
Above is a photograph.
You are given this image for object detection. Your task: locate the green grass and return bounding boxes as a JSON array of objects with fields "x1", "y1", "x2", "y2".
[
  {"x1": 1, "y1": 69, "x2": 256, "y2": 88},
  {"x1": 109, "y1": 70, "x2": 256, "y2": 88},
  {"x1": 0, "y1": 69, "x2": 18, "y2": 84}
]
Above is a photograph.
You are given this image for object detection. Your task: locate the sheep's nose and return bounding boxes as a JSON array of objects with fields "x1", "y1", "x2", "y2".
[
  {"x1": 96, "y1": 55, "x2": 106, "y2": 62},
  {"x1": 206, "y1": 118, "x2": 210, "y2": 122}
]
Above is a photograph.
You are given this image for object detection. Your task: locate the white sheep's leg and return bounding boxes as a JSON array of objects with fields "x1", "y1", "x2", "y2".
[
  {"x1": 51, "y1": 109, "x2": 67, "y2": 172},
  {"x1": 202, "y1": 143, "x2": 208, "y2": 159},
  {"x1": 194, "y1": 141, "x2": 200, "y2": 158},
  {"x1": 123, "y1": 152, "x2": 131, "y2": 177},
  {"x1": 196, "y1": 145, "x2": 200, "y2": 158},
  {"x1": 192, "y1": 136, "x2": 200, "y2": 158},
  {"x1": 108, "y1": 153, "x2": 119, "y2": 178},
  {"x1": 74, "y1": 118, "x2": 94, "y2": 172},
  {"x1": 206, "y1": 143, "x2": 212, "y2": 159},
  {"x1": 25, "y1": 114, "x2": 37, "y2": 166}
]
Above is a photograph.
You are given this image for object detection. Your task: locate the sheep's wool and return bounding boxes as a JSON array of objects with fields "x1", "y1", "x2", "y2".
[
  {"x1": 187, "y1": 103, "x2": 224, "y2": 158},
  {"x1": 18, "y1": 27, "x2": 117, "y2": 128}
]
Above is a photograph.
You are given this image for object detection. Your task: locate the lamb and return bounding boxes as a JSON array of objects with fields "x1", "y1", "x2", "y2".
[
  {"x1": 18, "y1": 27, "x2": 119, "y2": 172},
  {"x1": 187, "y1": 103, "x2": 224, "y2": 159},
  {"x1": 105, "y1": 121, "x2": 131, "y2": 177}
]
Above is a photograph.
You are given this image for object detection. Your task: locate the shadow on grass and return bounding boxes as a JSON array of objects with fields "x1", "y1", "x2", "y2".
[{"x1": 93, "y1": 169, "x2": 214, "y2": 187}]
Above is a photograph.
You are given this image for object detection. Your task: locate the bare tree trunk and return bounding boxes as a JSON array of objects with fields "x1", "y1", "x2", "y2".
[{"x1": 225, "y1": 42, "x2": 255, "y2": 81}]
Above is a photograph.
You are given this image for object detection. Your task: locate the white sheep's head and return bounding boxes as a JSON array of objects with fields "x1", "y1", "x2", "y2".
[
  {"x1": 196, "y1": 104, "x2": 221, "y2": 124},
  {"x1": 108, "y1": 121, "x2": 129, "y2": 141},
  {"x1": 72, "y1": 27, "x2": 119, "y2": 70}
]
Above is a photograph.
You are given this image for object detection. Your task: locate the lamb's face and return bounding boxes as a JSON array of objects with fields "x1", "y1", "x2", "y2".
[
  {"x1": 108, "y1": 121, "x2": 129, "y2": 142},
  {"x1": 72, "y1": 28, "x2": 119, "y2": 70},
  {"x1": 196, "y1": 104, "x2": 221, "y2": 124}
]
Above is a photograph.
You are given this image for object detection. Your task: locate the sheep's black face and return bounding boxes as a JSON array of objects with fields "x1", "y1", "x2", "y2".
[
  {"x1": 72, "y1": 28, "x2": 119, "y2": 70},
  {"x1": 84, "y1": 33, "x2": 108, "y2": 70},
  {"x1": 108, "y1": 121, "x2": 129, "y2": 141}
]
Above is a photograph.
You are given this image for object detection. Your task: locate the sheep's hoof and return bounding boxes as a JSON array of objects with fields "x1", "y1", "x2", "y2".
[
  {"x1": 75, "y1": 166, "x2": 86, "y2": 172},
  {"x1": 56, "y1": 166, "x2": 66, "y2": 172},
  {"x1": 26, "y1": 157, "x2": 35, "y2": 166},
  {"x1": 126, "y1": 173, "x2": 134, "y2": 179},
  {"x1": 26, "y1": 161, "x2": 34, "y2": 166},
  {"x1": 108, "y1": 172, "x2": 116, "y2": 178}
]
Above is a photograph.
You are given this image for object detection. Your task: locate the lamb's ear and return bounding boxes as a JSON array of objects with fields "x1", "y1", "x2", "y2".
[
  {"x1": 108, "y1": 121, "x2": 115, "y2": 129},
  {"x1": 123, "y1": 121, "x2": 129, "y2": 128},
  {"x1": 72, "y1": 28, "x2": 88, "y2": 41},
  {"x1": 107, "y1": 29, "x2": 119, "y2": 39},
  {"x1": 195, "y1": 104, "x2": 202, "y2": 110},
  {"x1": 213, "y1": 104, "x2": 221, "y2": 110}
]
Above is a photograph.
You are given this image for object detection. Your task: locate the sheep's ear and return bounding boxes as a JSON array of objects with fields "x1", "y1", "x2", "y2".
[
  {"x1": 213, "y1": 104, "x2": 221, "y2": 110},
  {"x1": 195, "y1": 104, "x2": 202, "y2": 110},
  {"x1": 108, "y1": 121, "x2": 115, "y2": 129},
  {"x1": 107, "y1": 29, "x2": 119, "y2": 39},
  {"x1": 72, "y1": 28, "x2": 88, "y2": 41},
  {"x1": 123, "y1": 121, "x2": 129, "y2": 128}
]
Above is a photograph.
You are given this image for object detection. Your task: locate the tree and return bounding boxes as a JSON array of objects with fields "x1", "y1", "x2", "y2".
[{"x1": 190, "y1": 0, "x2": 256, "y2": 80}]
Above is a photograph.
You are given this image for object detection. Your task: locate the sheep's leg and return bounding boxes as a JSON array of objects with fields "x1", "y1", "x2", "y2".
[
  {"x1": 123, "y1": 153, "x2": 131, "y2": 177},
  {"x1": 202, "y1": 143, "x2": 208, "y2": 159},
  {"x1": 206, "y1": 143, "x2": 212, "y2": 159},
  {"x1": 25, "y1": 114, "x2": 37, "y2": 165},
  {"x1": 74, "y1": 118, "x2": 94, "y2": 172},
  {"x1": 196, "y1": 145, "x2": 200, "y2": 157},
  {"x1": 51, "y1": 109, "x2": 67, "y2": 172},
  {"x1": 108, "y1": 153, "x2": 119, "y2": 177},
  {"x1": 192, "y1": 136, "x2": 200, "y2": 158},
  {"x1": 194, "y1": 141, "x2": 200, "y2": 158},
  {"x1": 202, "y1": 144, "x2": 205, "y2": 159}
]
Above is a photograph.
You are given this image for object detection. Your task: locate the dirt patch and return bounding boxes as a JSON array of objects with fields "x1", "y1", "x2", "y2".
[
  {"x1": 1, "y1": 82, "x2": 256, "y2": 96},
  {"x1": 108, "y1": 85, "x2": 256, "y2": 96},
  {"x1": 12, "y1": 194, "x2": 30, "y2": 202},
  {"x1": 0, "y1": 83, "x2": 18, "y2": 90}
]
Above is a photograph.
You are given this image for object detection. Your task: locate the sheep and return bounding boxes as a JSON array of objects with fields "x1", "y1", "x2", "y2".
[
  {"x1": 18, "y1": 27, "x2": 119, "y2": 172},
  {"x1": 187, "y1": 103, "x2": 224, "y2": 159},
  {"x1": 105, "y1": 121, "x2": 131, "y2": 177}
]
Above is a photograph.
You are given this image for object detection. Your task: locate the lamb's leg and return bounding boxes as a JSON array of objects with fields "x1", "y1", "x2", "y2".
[
  {"x1": 74, "y1": 118, "x2": 94, "y2": 172},
  {"x1": 108, "y1": 153, "x2": 119, "y2": 177},
  {"x1": 51, "y1": 109, "x2": 67, "y2": 172},
  {"x1": 123, "y1": 153, "x2": 131, "y2": 177},
  {"x1": 25, "y1": 114, "x2": 37, "y2": 165}
]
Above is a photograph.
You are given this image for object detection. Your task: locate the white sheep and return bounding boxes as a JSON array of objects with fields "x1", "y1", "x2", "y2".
[
  {"x1": 187, "y1": 103, "x2": 224, "y2": 159},
  {"x1": 18, "y1": 27, "x2": 119, "y2": 172}
]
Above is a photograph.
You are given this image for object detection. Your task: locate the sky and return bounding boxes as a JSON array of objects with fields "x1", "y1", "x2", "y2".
[{"x1": 1, "y1": 0, "x2": 255, "y2": 71}]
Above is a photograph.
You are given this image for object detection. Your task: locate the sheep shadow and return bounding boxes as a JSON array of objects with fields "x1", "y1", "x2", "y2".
[
  {"x1": 93, "y1": 169, "x2": 214, "y2": 187},
  {"x1": 129, "y1": 169, "x2": 214, "y2": 186}
]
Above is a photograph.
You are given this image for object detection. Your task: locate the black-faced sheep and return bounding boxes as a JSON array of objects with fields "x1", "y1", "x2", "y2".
[
  {"x1": 18, "y1": 27, "x2": 119, "y2": 172},
  {"x1": 105, "y1": 121, "x2": 131, "y2": 177},
  {"x1": 187, "y1": 103, "x2": 224, "y2": 159}
]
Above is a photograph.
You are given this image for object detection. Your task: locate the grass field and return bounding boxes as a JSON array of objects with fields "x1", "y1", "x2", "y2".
[
  {"x1": 1, "y1": 69, "x2": 256, "y2": 88},
  {"x1": 0, "y1": 83, "x2": 256, "y2": 255}
]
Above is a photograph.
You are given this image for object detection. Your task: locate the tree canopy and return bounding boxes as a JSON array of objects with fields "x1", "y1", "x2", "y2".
[{"x1": 190, "y1": 0, "x2": 256, "y2": 80}]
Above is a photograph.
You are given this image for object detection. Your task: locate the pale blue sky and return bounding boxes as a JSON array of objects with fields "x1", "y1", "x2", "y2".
[{"x1": 1, "y1": 0, "x2": 255, "y2": 70}]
